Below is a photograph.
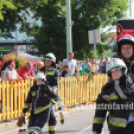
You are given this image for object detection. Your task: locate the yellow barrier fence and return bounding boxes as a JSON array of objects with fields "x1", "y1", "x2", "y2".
[{"x1": 0, "y1": 74, "x2": 108, "y2": 121}]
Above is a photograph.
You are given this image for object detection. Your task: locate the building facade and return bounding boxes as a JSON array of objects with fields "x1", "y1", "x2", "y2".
[{"x1": 0, "y1": 9, "x2": 41, "y2": 56}]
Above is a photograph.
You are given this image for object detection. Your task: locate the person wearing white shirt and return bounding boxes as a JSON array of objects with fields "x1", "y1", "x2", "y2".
[
  {"x1": 1, "y1": 60, "x2": 22, "y2": 82},
  {"x1": 62, "y1": 52, "x2": 77, "y2": 75}
]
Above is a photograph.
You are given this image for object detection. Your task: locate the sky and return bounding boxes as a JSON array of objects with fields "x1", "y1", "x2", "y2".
[
  {"x1": 131, "y1": 0, "x2": 134, "y2": 17},
  {"x1": 127, "y1": 0, "x2": 134, "y2": 17}
]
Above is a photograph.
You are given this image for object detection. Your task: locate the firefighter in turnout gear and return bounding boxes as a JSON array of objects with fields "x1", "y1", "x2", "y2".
[
  {"x1": 17, "y1": 73, "x2": 64, "y2": 134},
  {"x1": 93, "y1": 58, "x2": 134, "y2": 134},
  {"x1": 37, "y1": 53, "x2": 60, "y2": 134},
  {"x1": 117, "y1": 34, "x2": 134, "y2": 134}
]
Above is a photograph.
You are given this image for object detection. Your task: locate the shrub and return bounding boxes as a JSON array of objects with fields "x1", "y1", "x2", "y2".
[{"x1": 3, "y1": 53, "x2": 27, "y2": 71}]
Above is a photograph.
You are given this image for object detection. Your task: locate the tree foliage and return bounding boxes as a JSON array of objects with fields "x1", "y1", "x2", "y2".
[
  {"x1": 0, "y1": 0, "x2": 17, "y2": 21},
  {"x1": 0, "y1": 0, "x2": 129, "y2": 60},
  {"x1": 22, "y1": 0, "x2": 128, "y2": 60},
  {"x1": 0, "y1": 0, "x2": 29, "y2": 38},
  {"x1": 71, "y1": 0, "x2": 128, "y2": 59}
]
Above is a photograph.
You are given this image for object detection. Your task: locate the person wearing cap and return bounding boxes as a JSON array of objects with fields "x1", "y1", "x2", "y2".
[
  {"x1": 117, "y1": 34, "x2": 134, "y2": 133},
  {"x1": 81, "y1": 63, "x2": 94, "y2": 80},
  {"x1": 36, "y1": 53, "x2": 59, "y2": 134},
  {"x1": 17, "y1": 73, "x2": 64, "y2": 134},
  {"x1": 93, "y1": 58, "x2": 134, "y2": 134}
]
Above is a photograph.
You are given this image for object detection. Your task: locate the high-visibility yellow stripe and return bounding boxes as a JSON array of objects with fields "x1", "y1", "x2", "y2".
[
  {"x1": 109, "y1": 119, "x2": 126, "y2": 128},
  {"x1": 34, "y1": 104, "x2": 51, "y2": 114},
  {"x1": 52, "y1": 100, "x2": 57, "y2": 104},
  {"x1": 49, "y1": 128, "x2": 56, "y2": 131},
  {"x1": 28, "y1": 102, "x2": 32, "y2": 112},
  {"x1": 32, "y1": 93, "x2": 36, "y2": 96},
  {"x1": 102, "y1": 92, "x2": 118, "y2": 102},
  {"x1": 47, "y1": 72, "x2": 55, "y2": 75},
  {"x1": 28, "y1": 128, "x2": 36, "y2": 132},
  {"x1": 109, "y1": 116, "x2": 127, "y2": 128},
  {"x1": 106, "y1": 96, "x2": 118, "y2": 101},
  {"x1": 52, "y1": 88, "x2": 57, "y2": 92},
  {"x1": 24, "y1": 105, "x2": 29, "y2": 108},
  {"x1": 44, "y1": 94, "x2": 48, "y2": 97},
  {"x1": 24, "y1": 103, "x2": 29, "y2": 108},
  {"x1": 93, "y1": 119, "x2": 104, "y2": 124}
]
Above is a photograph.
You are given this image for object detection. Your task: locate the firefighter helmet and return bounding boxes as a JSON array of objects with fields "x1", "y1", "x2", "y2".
[
  {"x1": 35, "y1": 73, "x2": 46, "y2": 81},
  {"x1": 44, "y1": 53, "x2": 56, "y2": 63},
  {"x1": 117, "y1": 34, "x2": 134, "y2": 56},
  {"x1": 106, "y1": 58, "x2": 127, "y2": 77}
]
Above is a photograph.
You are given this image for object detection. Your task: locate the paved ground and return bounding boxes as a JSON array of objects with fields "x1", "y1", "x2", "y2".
[{"x1": 0, "y1": 105, "x2": 108, "y2": 134}]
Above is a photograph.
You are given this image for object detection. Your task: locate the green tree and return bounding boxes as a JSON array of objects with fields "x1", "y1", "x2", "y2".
[
  {"x1": 71, "y1": 0, "x2": 128, "y2": 59},
  {"x1": 20, "y1": 0, "x2": 129, "y2": 60},
  {"x1": 0, "y1": 0, "x2": 30, "y2": 38},
  {"x1": 20, "y1": 0, "x2": 66, "y2": 60},
  {"x1": 0, "y1": 0, "x2": 17, "y2": 21}
]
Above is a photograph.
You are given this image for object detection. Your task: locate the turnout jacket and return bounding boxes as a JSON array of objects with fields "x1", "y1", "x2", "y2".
[
  {"x1": 23, "y1": 83, "x2": 63, "y2": 115},
  {"x1": 93, "y1": 75, "x2": 133, "y2": 133},
  {"x1": 125, "y1": 60, "x2": 134, "y2": 75},
  {"x1": 37, "y1": 67, "x2": 59, "y2": 93}
]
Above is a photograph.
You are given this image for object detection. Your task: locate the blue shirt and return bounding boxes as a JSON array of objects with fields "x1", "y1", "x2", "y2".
[{"x1": 102, "y1": 62, "x2": 106, "y2": 73}]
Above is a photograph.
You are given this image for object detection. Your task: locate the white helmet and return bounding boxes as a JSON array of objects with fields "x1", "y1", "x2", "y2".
[
  {"x1": 106, "y1": 58, "x2": 127, "y2": 77},
  {"x1": 35, "y1": 73, "x2": 46, "y2": 81},
  {"x1": 44, "y1": 53, "x2": 56, "y2": 63}
]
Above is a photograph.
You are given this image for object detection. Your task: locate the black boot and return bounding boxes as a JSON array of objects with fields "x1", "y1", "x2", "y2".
[{"x1": 49, "y1": 132, "x2": 56, "y2": 134}]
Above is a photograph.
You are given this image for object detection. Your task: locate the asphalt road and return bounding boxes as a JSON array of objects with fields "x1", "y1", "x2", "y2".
[{"x1": 1, "y1": 106, "x2": 109, "y2": 134}]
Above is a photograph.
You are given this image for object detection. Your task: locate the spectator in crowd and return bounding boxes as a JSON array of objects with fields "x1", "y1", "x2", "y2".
[
  {"x1": 36, "y1": 61, "x2": 45, "y2": 74},
  {"x1": 82, "y1": 58, "x2": 90, "y2": 68},
  {"x1": 1, "y1": 62, "x2": 7, "y2": 80},
  {"x1": 99, "y1": 58, "x2": 103, "y2": 73},
  {"x1": 72, "y1": 69, "x2": 81, "y2": 79},
  {"x1": 57, "y1": 60, "x2": 62, "y2": 75},
  {"x1": 79, "y1": 60, "x2": 83, "y2": 67},
  {"x1": 81, "y1": 63, "x2": 94, "y2": 80},
  {"x1": 62, "y1": 52, "x2": 76, "y2": 75},
  {"x1": 18, "y1": 62, "x2": 35, "y2": 80},
  {"x1": 33, "y1": 64, "x2": 37, "y2": 74},
  {"x1": 1, "y1": 60, "x2": 22, "y2": 121},
  {"x1": 101, "y1": 57, "x2": 109, "y2": 73},
  {"x1": 1, "y1": 60, "x2": 22, "y2": 82},
  {"x1": 91, "y1": 59, "x2": 100, "y2": 73},
  {"x1": 77, "y1": 61, "x2": 82, "y2": 72},
  {"x1": 61, "y1": 65, "x2": 71, "y2": 77}
]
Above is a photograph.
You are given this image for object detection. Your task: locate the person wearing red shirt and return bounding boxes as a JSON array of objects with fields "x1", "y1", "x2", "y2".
[{"x1": 18, "y1": 62, "x2": 35, "y2": 80}]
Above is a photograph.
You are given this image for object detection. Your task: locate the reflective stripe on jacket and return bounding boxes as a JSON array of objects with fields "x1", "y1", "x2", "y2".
[
  {"x1": 93, "y1": 75, "x2": 130, "y2": 133},
  {"x1": 23, "y1": 83, "x2": 63, "y2": 114}
]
